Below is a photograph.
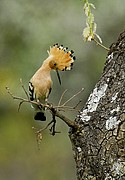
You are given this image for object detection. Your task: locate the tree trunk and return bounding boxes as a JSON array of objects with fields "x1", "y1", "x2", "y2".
[{"x1": 69, "y1": 31, "x2": 125, "y2": 180}]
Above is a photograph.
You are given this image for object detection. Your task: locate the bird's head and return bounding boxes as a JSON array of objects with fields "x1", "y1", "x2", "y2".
[
  {"x1": 49, "y1": 60, "x2": 61, "y2": 85},
  {"x1": 49, "y1": 60, "x2": 57, "y2": 70},
  {"x1": 47, "y1": 43, "x2": 76, "y2": 85}
]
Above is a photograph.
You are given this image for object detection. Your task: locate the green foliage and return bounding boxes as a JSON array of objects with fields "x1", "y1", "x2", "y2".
[{"x1": 83, "y1": 0, "x2": 102, "y2": 43}]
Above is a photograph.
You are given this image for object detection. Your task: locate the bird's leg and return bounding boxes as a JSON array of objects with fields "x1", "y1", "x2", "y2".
[
  {"x1": 45, "y1": 98, "x2": 53, "y2": 108},
  {"x1": 49, "y1": 113, "x2": 61, "y2": 136},
  {"x1": 49, "y1": 114, "x2": 56, "y2": 136},
  {"x1": 36, "y1": 99, "x2": 43, "y2": 110},
  {"x1": 45, "y1": 98, "x2": 48, "y2": 103}
]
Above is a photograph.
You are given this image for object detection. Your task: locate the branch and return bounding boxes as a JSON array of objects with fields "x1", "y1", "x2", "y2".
[
  {"x1": 93, "y1": 38, "x2": 110, "y2": 51},
  {"x1": 49, "y1": 106, "x2": 76, "y2": 128},
  {"x1": 58, "y1": 89, "x2": 68, "y2": 107},
  {"x1": 20, "y1": 78, "x2": 30, "y2": 100},
  {"x1": 62, "y1": 88, "x2": 84, "y2": 106},
  {"x1": 6, "y1": 86, "x2": 78, "y2": 129},
  {"x1": 6, "y1": 81, "x2": 83, "y2": 149}
]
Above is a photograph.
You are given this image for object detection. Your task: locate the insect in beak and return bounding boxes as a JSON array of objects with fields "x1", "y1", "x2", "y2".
[{"x1": 56, "y1": 69, "x2": 61, "y2": 85}]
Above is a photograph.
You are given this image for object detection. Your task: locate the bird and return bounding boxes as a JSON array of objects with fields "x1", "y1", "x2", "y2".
[{"x1": 29, "y1": 43, "x2": 76, "y2": 121}]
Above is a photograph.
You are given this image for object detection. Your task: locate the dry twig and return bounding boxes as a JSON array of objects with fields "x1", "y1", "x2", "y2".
[
  {"x1": 62, "y1": 88, "x2": 84, "y2": 106},
  {"x1": 6, "y1": 85, "x2": 81, "y2": 129},
  {"x1": 6, "y1": 82, "x2": 84, "y2": 148},
  {"x1": 58, "y1": 89, "x2": 68, "y2": 107}
]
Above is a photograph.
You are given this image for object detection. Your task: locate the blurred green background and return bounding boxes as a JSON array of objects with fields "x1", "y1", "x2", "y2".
[{"x1": 0, "y1": 0, "x2": 125, "y2": 179}]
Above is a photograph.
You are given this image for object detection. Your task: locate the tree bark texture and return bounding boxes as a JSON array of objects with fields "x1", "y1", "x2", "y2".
[{"x1": 70, "y1": 31, "x2": 125, "y2": 180}]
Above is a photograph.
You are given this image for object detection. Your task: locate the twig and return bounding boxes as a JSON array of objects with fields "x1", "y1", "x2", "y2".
[
  {"x1": 6, "y1": 86, "x2": 78, "y2": 129},
  {"x1": 6, "y1": 86, "x2": 30, "y2": 111},
  {"x1": 6, "y1": 86, "x2": 28, "y2": 102},
  {"x1": 6, "y1": 86, "x2": 40, "y2": 107},
  {"x1": 36, "y1": 119, "x2": 57, "y2": 134},
  {"x1": 49, "y1": 107, "x2": 76, "y2": 128},
  {"x1": 93, "y1": 38, "x2": 110, "y2": 51},
  {"x1": 32, "y1": 116, "x2": 61, "y2": 150},
  {"x1": 6, "y1": 82, "x2": 81, "y2": 151},
  {"x1": 54, "y1": 105, "x2": 80, "y2": 112},
  {"x1": 20, "y1": 79, "x2": 30, "y2": 100},
  {"x1": 62, "y1": 88, "x2": 84, "y2": 106},
  {"x1": 18, "y1": 101, "x2": 24, "y2": 112},
  {"x1": 73, "y1": 100, "x2": 82, "y2": 109},
  {"x1": 58, "y1": 89, "x2": 68, "y2": 107},
  {"x1": 33, "y1": 116, "x2": 61, "y2": 149}
]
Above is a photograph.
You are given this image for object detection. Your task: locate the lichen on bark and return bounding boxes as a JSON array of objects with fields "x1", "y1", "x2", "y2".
[{"x1": 70, "y1": 31, "x2": 125, "y2": 180}]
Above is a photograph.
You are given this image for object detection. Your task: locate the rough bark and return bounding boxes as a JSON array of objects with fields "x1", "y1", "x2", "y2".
[{"x1": 69, "y1": 31, "x2": 125, "y2": 180}]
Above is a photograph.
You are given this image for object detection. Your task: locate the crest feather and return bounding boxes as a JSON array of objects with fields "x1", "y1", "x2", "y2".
[{"x1": 48, "y1": 43, "x2": 76, "y2": 71}]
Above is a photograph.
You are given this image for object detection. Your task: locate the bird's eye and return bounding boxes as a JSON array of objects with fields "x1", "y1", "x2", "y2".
[{"x1": 49, "y1": 60, "x2": 57, "y2": 69}]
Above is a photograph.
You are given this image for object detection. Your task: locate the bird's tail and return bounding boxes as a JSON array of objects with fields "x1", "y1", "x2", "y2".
[
  {"x1": 47, "y1": 43, "x2": 76, "y2": 71},
  {"x1": 34, "y1": 105, "x2": 46, "y2": 121},
  {"x1": 34, "y1": 111, "x2": 46, "y2": 121},
  {"x1": 31, "y1": 103, "x2": 46, "y2": 121}
]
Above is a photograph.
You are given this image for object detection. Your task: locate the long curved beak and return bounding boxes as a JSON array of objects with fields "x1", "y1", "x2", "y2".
[{"x1": 56, "y1": 69, "x2": 61, "y2": 85}]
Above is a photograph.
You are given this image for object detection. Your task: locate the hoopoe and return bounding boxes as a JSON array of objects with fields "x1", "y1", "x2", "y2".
[{"x1": 29, "y1": 43, "x2": 76, "y2": 121}]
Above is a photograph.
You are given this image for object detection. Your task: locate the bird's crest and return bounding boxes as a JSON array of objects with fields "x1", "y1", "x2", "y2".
[{"x1": 48, "y1": 43, "x2": 76, "y2": 71}]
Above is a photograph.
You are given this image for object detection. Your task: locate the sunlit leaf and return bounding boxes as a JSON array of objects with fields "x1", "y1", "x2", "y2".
[
  {"x1": 93, "y1": 23, "x2": 97, "y2": 33},
  {"x1": 88, "y1": 35, "x2": 93, "y2": 41},
  {"x1": 84, "y1": 5, "x2": 89, "y2": 16},
  {"x1": 88, "y1": 13, "x2": 94, "y2": 24},
  {"x1": 83, "y1": 26, "x2": 90, "y2": 41},
  {"x1": 89, "y1": 3, "x2": 95, "y2": 9},
  {"x1": 83, "y1": 0, "x2": 100, "y2": 43},
  {"x1": 95, "y1": 33, "x2": 103, "y2": 44}
]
